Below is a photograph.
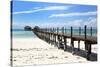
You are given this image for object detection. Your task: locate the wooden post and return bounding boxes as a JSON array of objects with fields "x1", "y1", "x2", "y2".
[
  {"x1": 45, "y1": 28, "x2": 47, "y2": 41},
  {"x1": 78, "y1": 41, "x2": 80, "y2": 51},
  {"x1": 44, "y1": 28, "x2": 46, "y2": 41},
  {"x1": 49, "y1": 28, "x2": 51, "y2": 43},
  {"x1": 51, "y1": 28, "x2": 52, "y2": 44},
  {"x1": 57, "y1": 27, "x2": 59, "y2": 47},
  {"x1": 84, "y1": 25, "x2": 88, "y2": 50},
  {"x1": 50, "y1": 28, "x2": 52, "y2": 44},
  {"x1": 52, "y1": 28, "x2": 53, "y2": 44},
  {"x1": 61, "y1": 27, "x2": 63, "y2": 47},
  {"x1": 54, "y1": 28, "x2": 56, "y2": 46},
  {"x1": 86, "y1": 44, "x2": 92, "y2": 60},
  {"x1": 78, "y1": 27, "x2": 81, "y2": 51},
  {"x1": 65, "y1": 27, "x2": 67, "y2": 49},
  {"x1": 65, "y1": 28, "x2": 67, "y2": 35},
  {"x1": 57, "y1": 27, "x2": 58, "y2": 43},
  {"x1": 45, "y1": 28, "x2": 46, "y2": 41},
  {"x1": 90, "y1": 27, "x2": 92, "y2": 36},
  {"x1": 88, "y1": 44, "x2": 91, "y2": 54},
  {"x1": 47, "y1": 29, "x2": 48, "y2": 42},
  {"x1": 71, "y1": 26, "x2": 74, "y2": 54},
  {"x1": 53, "y1": 28, "x2": 55, "y2": 44},
  {"x1": 79, "y1": 27, "x2": 81, "y2": 35},
  {"x1": 71, "y1": 27, "x2": 73, "y2": 38},
  {"x1": 57, "y1": 27, "x2": 59, "y2": 34},
  {"x1": 84, "y1": 25, "x2": 91, "y2": 60},
  {"x1": 48, "y1": 33, "x2": 50, "y2": 44},
  {"x1": 57, "y1": 28, "x2": 61, "y2": 49},
  {"x1": 55, "y1": 28, "x2": 57, "y2": 45},
  {"x1": 62, "y1": 27, "x2": 67, "y2": 51},
  {"x1": 64, "y1": 37, "x2": 67, "y2": 51}
]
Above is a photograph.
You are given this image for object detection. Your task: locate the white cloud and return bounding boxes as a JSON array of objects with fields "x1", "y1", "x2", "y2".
[
  {"x1": 65, "y1": 20, "x2": 82, "y2": 27},
  {"x1": 49, "y1": 11, "x2": 97, "y2": 18},
  {"x1": 42, "y1": 17, "x2": 97, "y2": 28},
  {"x1": 64, "y1": 17, "x2": 97, "y2": 28},
  {"x1": 83, "y1": 17, "x2": 97, "y2": 27},
  {"x1": 40, "y1": 18, "x2": 97, "y2": 28},
  {"x1": 13, "y1": 6, "x2": 72, "y2": 15}
]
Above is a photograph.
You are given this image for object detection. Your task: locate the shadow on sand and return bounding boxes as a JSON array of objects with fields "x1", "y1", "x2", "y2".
[{"x1": 52, "y1": 42, "x2": 97, "y2": 61}]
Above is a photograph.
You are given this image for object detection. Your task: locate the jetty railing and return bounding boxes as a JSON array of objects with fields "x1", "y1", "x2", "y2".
[{"x1": 33, "y1": 25, "x2": 97, "y2": 60}]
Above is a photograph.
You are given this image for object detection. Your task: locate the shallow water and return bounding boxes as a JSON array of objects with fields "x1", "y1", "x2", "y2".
[{"x1": 12, "y1": 29, "x2": 36, "y2": 38}]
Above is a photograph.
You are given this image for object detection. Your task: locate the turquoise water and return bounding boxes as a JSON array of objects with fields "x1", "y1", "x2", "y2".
[
  {"x1": 12, "y1": 29, "x2": 36, "y2": 38},
  {"x1": 65, "y1": 29, "x2": 97, "y2": 36},
  {"x1": 50, "y1": 29, "x2": 97, "y2": 36},
  {"x1": 12, "y1": 28, "x2": 97, "y2": 38}
]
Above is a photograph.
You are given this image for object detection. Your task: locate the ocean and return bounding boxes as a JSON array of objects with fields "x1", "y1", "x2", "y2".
[
  {"x1": 12, "y1": 28, "x2": 97, "y2": 38},
  {"x1": 12, "y1": 29, "x2": 36, "y2": 38}
]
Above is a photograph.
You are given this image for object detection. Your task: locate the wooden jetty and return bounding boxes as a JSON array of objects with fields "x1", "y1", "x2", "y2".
[{"x1": 32, "y1": 25, "x2": 97, "y2": 60}]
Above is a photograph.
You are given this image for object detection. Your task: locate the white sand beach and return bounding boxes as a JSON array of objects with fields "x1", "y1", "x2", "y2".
[{"x1": 12, "y1": 38, "x2": 97, "y2": 66}]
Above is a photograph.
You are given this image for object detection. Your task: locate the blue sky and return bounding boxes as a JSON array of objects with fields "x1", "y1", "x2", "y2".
[{"x1": 12, "y1": 0, "x2": 97, "y2": 29}]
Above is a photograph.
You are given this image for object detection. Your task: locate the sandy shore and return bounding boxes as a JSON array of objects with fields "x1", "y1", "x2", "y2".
[{"x1": 12, "y1": 38, "x2": 97, "y2": 66}]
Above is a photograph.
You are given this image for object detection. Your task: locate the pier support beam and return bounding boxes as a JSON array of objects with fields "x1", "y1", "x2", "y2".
[
  {"x1": 86, "y1": 43, "x2": 92, "y2": 60},
  {"x1": 78, "y1": 40, "x2": 80, "y2": 51},
  {"x1": 64, "y1": 37, "x2": 67, "y2": 51},
  {"x1": 55, "y1": 35, "x2": 57, "y2": 46},
  {"x1": 57, "y1": 35, "x2": 60, "y2": 49},
  {"x1": 71, "y1": 39, "x2": 74, "y2": 55},
  {"x1": 85, "y1": 42, "x2": 92, "y2": 60}
]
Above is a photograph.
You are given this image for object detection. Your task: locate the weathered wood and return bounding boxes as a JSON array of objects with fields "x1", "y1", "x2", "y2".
[
  {"x1": 78, "y1": 40, "x2": 80, "y2": 51},
  {"x1": 79, "y1": 27, "x2": 81, "y2": 35},
  {"x1": 78, "y1": 27, "x2": 81, "y2": 51},
  {"x1": 65, "y1": 27, "x2": 67, "y2": 49},
  {"x1": 71, "y1": 39, "x2": 74, "y2": 54},
  {"x1": 54, "y1": 34, "x2": 56, "y2": 45},
  {"x1": 57, "y1": 27, "x2": 59, "y2": 34},
  {"x1": 64, "y1": 37, "x2": 67, "y2": 51},
  {"x1": 84, "y1": 25, "x2": 92, "y2": 60},
  {"x1": 71, "y1": 26, "x2": 73, "y2": 38},
  {"x1": 71, "y1": 26, "x2": 75, "y2": 54},
  {"x1": 90, "y1": 27, "x2": 92, "y2": 36},
  {"x1": 33, "y1": 26, "x2": 97, "y2": 60},
  {"x1": 57, "y1": 27, "x2": 59, "y2": 47},
  {"x1": 58, "y1": 35, "x2": 61, "y2": 49},
  {"x1": 84, "y1": 25, "x2": 87, "y2": 50},
  {"x1": 86, "y1": 43, "x2": 92, "y2": 60}
]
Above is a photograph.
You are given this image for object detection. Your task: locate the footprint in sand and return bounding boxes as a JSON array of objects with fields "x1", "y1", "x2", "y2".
[
  {"x1": 48, "y1": 56, "x2": 58, "y2": 59},
  {"x1": 76, "y1": 57, "x2": 81, "y2": 59},
  {"x1": 64, "y1": 56, "x2": 68, "y2": 58}
]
